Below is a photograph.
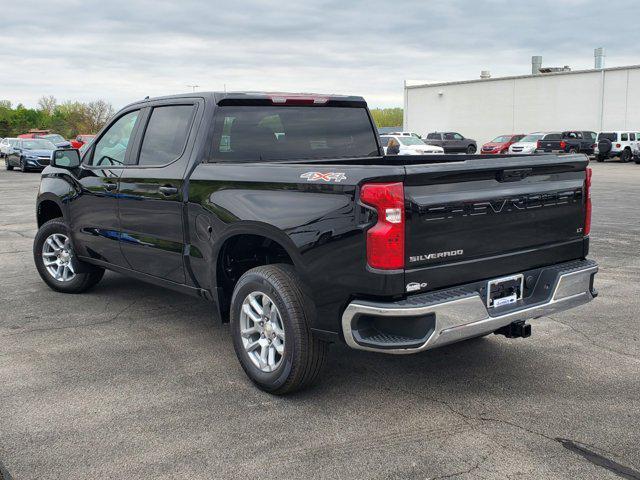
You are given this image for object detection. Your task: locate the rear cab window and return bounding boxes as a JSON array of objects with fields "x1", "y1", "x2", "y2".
[{"x1": 212, "y1": 106, "x2": 378, "y2": 162}]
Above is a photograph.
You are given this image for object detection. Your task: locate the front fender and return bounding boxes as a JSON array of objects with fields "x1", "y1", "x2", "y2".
[{"x1": 37, "y1": 170, "x2": 77, "y2": 225}]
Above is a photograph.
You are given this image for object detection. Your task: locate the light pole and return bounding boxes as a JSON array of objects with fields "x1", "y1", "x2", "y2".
[{"x1": 187, "y1": 84, "x2": 200, "y2": 92}]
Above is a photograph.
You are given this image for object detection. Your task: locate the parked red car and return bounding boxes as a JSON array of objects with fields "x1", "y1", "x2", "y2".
[
  {"x1": 70, "y1": 134, "x2": 96, "y2": 150},
  {"x1": 481, "y1": 134, "x2": 525, "y2": 154},
  {"x1": 18, "y1": 130, "x2": 51, "y2": 139}
]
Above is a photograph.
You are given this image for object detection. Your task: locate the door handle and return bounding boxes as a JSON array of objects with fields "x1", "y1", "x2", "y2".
[
  {"x1": 104, "y1": 182, "x2": 117, "y2": 191},
  {"x1": 158, "y1": 185, "x2": 178, "y2": 196}
]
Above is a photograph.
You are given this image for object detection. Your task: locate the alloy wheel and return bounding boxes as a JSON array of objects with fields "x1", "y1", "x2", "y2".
[
  {"x1": 239, "y1": 291, "x2": 286, "y2": 372},
  {"x1": 41, "y1": 233, "x2": 76, "y2": 282}
]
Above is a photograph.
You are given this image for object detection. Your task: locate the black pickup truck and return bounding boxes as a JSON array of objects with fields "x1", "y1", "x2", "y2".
[
  {"x1": 536, "y1": 131, "x2": 597, "y2": 154},
  {"x1": 33, "y1": 92, "x2": 598, "y2": 394}
]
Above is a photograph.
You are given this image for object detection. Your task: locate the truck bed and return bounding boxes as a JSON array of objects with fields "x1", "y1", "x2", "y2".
[{"x1": 280, "y1": 152, "x2": 589, "y2": 294}]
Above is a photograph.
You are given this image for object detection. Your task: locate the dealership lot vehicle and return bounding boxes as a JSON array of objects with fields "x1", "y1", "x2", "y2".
[
  {"x1": 509, "y1": 132, "x2": 547, "y2": 154},
  {"x1": 380, "y1": 134, "x2": 443, "y2": 154},
  {"x1": 70, "y1": 134, "x2": 96, "y2": 149},
  {"x1": 0, "y1": 161, "x2": 637, "y2": 479},
  {"x1": 425, "y1": 131, "x2": 477, "y2": 153},
  {"x1": 41, "y1": 133, "x2": 72, "y2": 149},
  {"x1": 387, "y1": 131, "x2": 421, "y2": 138},
  {"x1": 537, "y1": 130, "x2": 598, "y2": 154},
  {"x1": 0, "y1": 137, "x2": 17, "y2": 158},
  {"x1": 481, "y1": 134, "x2": 524, "y2": 154},
  {"x1": 5, "y1": 138, "x2": 55, "y2": 172},
  {"x1": 17, "y1": 129, "x2": 50, "y2": 139},
  {"x1": 595, "y1": 131, "x2": 639, "y2": 162},
  {"x1": 33, "y1": 91, "x2": 597, "y2": 395}
]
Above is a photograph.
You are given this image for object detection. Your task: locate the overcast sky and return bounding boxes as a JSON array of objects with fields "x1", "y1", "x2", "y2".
[{"x1": 1, "y1": 0, "x2": 638, "y2": 110}]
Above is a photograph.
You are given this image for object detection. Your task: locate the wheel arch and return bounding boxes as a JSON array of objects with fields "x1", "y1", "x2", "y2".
[
  {"x1": 211, "y1": 222, "x2": 309, "y2": 323},
  {"x1": 36, "y1": 195, "x2": 65, "y2": 227}
]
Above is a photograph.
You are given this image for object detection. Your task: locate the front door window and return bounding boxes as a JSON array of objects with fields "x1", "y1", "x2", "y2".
[{"x1": 89, "y1": 111, "x2": 139, "y2": 167}]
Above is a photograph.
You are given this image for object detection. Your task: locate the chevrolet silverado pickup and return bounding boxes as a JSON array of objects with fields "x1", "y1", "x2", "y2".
[{"x1": 33, "y1": 92, "x2": 598, "y2": 394}]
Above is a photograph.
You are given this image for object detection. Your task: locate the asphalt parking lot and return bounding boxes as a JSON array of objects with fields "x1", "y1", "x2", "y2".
[{"x1": 1, "y1": 160, "x2": 639, "y2": 480}]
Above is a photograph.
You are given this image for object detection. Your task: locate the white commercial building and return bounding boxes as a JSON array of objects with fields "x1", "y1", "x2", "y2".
[{"x1": 404, "y1": 60, "x2": 640, "y2": 146}]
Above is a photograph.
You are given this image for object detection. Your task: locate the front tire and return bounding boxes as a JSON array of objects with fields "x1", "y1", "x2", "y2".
[
  {"x1": 230, "y1": 264, "x2": 327, "y2": 394},
  {"x1": 33, "y1": 218, "x2": 104, "y2": 293},
  {"x1": 20, "y1": 158, "x2": 27, "y2": 172}
]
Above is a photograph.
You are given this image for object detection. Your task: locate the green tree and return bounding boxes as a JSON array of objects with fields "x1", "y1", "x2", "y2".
[
  {"x1": 0, "y1": 97, "x2": 114, "y2": 138},
  {"x1": 370, "y1": 108, "x2": 403, "y2": 128}
]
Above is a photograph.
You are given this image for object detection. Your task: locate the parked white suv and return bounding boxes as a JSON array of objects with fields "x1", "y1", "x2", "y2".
[
  {"x1": 595, "y1": 132, "x2": 640, "y2": 163},
  {"x1": 508, "y1": 132, "x2": 548, "y2": 154},
  {"x1": 380, "y1": 135, "x2": 444, "y2": 155},
  {"x1": 0, "y1": 137, "x2": 18, "y2": 158},
  {"x1": 387, "y1": 131, "x2": 422, "y2": 138}
]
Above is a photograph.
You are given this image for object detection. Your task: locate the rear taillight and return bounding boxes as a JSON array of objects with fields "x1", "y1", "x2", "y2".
[
  {"x1": 584, "y1": 167, "x2": 592, "y2": 236},
  {"x1": 360, "y1": 182, "x2": 405, "y2": 270},
  {"x1": 560, "y1": 140, "x2": 566, "y2": 149},
  {"x1": 616, "y1": 143, "x2": 621, "y2": 148},
  {"x1": 536, "y1": 140, "x2": 541, "y2": 149}
]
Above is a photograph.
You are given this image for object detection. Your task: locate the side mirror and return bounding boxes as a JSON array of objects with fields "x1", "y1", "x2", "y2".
[{"x1": 51, "y1": 148, "x2": 81, "y2": 168}]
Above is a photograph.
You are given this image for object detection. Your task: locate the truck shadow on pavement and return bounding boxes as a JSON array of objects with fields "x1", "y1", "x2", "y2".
[{"x1": 92, "y1": 273, "x2": 559, "y2": 402}]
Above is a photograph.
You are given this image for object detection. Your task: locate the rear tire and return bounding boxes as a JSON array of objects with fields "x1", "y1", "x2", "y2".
[
  {"x1": 33, "y1": 218, "x2": 104, "y2": 293},
  {"x1": 596, "y1": 155, "x2": 606, "y2": 162},
  {"x1": 5, "y1": 158, "x2": 13, "y2": 170},
  {"x1": 466, "y1": 145, "x2": 476, "y2": 154},
  {"x1": 620, "y1": 149, "x2": 632, "y2": 163},
  {"x1": 230, "y1": 264, "x2": 327, "y2": 395}
]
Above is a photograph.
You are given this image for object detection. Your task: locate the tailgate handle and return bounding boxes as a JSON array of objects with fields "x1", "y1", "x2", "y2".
[{"x1": 498, "y1": 168, "x2": 533, "y2": 182}]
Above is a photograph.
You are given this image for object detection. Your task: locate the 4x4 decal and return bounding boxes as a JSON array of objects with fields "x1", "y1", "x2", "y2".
[{"x1": 300, "y1": 172, "x2": 347, "y2": 183}]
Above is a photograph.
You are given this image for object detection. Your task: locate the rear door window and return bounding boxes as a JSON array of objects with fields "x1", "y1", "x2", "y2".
[
  {"x1": 427, "y1": 133, "x2": 440, "y2": 140},
  {"x1": 630, "y1": 133, "x2": 636, "y2": 141},
  {"x1": 621, "y1": 133, "x2": 629, "y2": 141},
  {"x1": 212, "y1": 106, "x2": 378, "y2": 162},
  {"x1": 137, "y1": 105, "x2": 195, "y2": 166}
]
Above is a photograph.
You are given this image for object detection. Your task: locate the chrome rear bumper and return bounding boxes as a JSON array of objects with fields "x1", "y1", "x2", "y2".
[{"x1": 341, "y1": 260, "x2": 598, "y2": 354}]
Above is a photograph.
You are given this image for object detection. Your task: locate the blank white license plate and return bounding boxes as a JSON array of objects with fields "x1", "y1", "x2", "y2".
[{"x1": 487, "y1": 274, "x2": 524, "y2": 308}]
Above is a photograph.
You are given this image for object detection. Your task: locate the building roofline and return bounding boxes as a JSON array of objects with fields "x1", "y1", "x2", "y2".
[{"x1": 405, "y1": 64, "x2": 640, "y2": 90}]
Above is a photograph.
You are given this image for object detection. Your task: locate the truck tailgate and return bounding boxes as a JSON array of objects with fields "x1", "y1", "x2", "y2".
[{"x1": 403, "y1": 155, "x2": 589, "y2": 291}]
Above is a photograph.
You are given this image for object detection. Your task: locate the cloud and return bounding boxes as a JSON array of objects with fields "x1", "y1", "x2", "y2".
[{"x1": 0, "y1": 0, "x2": 637, "y2": 110}]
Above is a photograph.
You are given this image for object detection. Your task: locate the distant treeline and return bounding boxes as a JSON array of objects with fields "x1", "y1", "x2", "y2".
[
  {"x1": 370, "y1": 107, "x2": 403, "y2": 127},
  {"x1": 0, "y1": 96, "x2": 114, "y2": 139},
  {"x1": 0, "y1": 99, "x2": 402, "y2": 138}
]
